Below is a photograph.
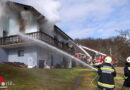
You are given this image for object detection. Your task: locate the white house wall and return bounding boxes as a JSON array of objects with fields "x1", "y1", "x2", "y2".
[
  {"x1": 1, "y1": 6, "x2": 20, "y2": 36},
  {"x1": 37, "y1": 47, "x2": 49, "y2": 65},
  {"x1": 0, "y1": 16, "x2": 9, "y2": 37},
  {"x1": 8, "y1": 46, "x2": 37, "y2": 66},
  {"x1": 51, "y1": 53, "x2": 63, "y2": 67},
  {"x1": 9, "y1": 18, "x2": 20, "y2": 36},
  {"x1": 0, "y1": 48, "x2": 8, "y2": 62}
]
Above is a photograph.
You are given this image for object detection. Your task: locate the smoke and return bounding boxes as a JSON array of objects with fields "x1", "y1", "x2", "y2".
[
  {"x1": 0, "y1": 0, "x2": 7, "y2": 17},
  {"x1": 25, "y1": 0, "x2": 61, "y2": 36},
  {"x1": 0, "y1": 0, "x2": 7, "y2": 19},
  {"x1": 0, "y1": 0, "x2": 21, "y2": 36},
  {"x1": 0, "y1": 0, "x2": 61, "y2": 37},
  {"x1": 25, "y1": 0, "x2": 61, "y2": 24},
  {"x1": 0, "y1": 0, "x2": 8, "y2": 37}
]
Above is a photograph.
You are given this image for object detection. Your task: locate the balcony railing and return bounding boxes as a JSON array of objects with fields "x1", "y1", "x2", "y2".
[{"x1": 0, "y1": 31, "x2": 75, "y2": 54}]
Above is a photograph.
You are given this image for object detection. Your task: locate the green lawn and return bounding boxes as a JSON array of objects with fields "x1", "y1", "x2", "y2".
[
  {"x1": 77, "y1": 67, "x2": 126, "y2": 90},
  {"x1": 0, "y1": 64, "x2": 82, "y2": 90},
  {"x1": 0, "y1": 64, "x2": 124, "y2": 90}
]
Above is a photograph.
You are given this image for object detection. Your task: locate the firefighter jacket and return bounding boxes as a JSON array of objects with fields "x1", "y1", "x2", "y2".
[
  {"x1": 97, "y1": 63, "x2": 116, "y2": 89},
  {"x1": 123, "y1": 63, "x2": 130, "y2": 87}
]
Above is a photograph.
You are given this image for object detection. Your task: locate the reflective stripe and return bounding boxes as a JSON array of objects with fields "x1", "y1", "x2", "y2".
[
  {"x1": 102, "y1": 70, "x2": 112, "y2": 74},
  {"x1": 101, "y1": 67, "x2": 114, "y2": 71},
  {"x1": 128, "y1": 67, "x2": 130, "y2": 70},
  {"x1": 124, "y1": 76, "x2": 128, "y2": 79},
  {"x1": 103, "y1": 66, "x2": 112, "y2": 69},
  {"x1": 98, "y1": 82, "x2": 115, "y2": 88}
]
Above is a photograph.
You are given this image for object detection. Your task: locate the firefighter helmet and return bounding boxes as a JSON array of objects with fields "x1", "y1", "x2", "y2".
[
  {"x1": 104, "y1": 56, "x2": 112, "y2": 63},
  {"x1": 127, "y1": 56, "x2": 130, "y2": 63}
]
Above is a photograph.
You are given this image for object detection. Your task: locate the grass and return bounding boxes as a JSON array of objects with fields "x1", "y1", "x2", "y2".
[
  {"x1": 0, "y1": 64, "x2": 81, "y2": 90},
  {"x1": 115, "y1": 67, "x2": 125, "y2": 90},
  {"x1": 76, "y1": 71, "x2": 97, "y2": 90},
  {"x1": 0, "y1": 64, "x2": 126, "y2": 90},
  {"x1": 77, "y1": 67, "x2": 126, "y2": 90}
]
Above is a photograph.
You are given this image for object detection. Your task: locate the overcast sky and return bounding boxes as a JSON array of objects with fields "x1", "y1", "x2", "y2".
[{"x1": 12, "y1": 0, "x2": 130, "y2": 39}]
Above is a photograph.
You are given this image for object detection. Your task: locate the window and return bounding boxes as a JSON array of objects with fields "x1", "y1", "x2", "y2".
[
  {"x1": 3, "y1": 31, "x2": 8, "y2": 37},
  {"x1": 18, "y1": 50, "x2": 24, "y2": 57}
]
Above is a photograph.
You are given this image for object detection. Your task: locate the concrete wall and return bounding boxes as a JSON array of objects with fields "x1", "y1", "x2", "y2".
[
  {"x1": 36, "y1": 46, "x2": 72, "y2": 68},
  {"x1": 47, "y1": 53, "x2": 72, "y2": 68},
  {"x1": 8, "y1": 46, "x2": 37, "y2": 67},
  {"x1": 0, "y1": 48, "x2": 8, "y2": 62},
  {"x1": 51, "y1": 53, "x2": 64, "y2": 67},
  {"x1": 36, "y1": 47, "x2": 65, "y2": 68},
  {"x1": 37, "y1": 47, "x2": 49, "y2": 61},
  {"x1": 0, "y1": 45, "x2": 72, "y2": 68},
  {"x1": 0, "y1": 16, "x2": 9, "y2": 37},
  {"x1": 37, "y1": 47, "x2": 49, "y2": 68}
]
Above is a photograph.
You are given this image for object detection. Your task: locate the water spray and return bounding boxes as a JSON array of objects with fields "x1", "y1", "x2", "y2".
[{"x1": 19, "y1": 33, "x2": 98, "y2": 71}]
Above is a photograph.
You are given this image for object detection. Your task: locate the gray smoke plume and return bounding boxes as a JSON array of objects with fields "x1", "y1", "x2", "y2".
[
  {"x1": 25, "y1": 0, "x2": 61, "y2": 23},
  {"x1": 0, "y1": 0, "x2": 21, "y2": 36},
  {"x1": 0, "y1": 0, "x2": 8, "y2": 37},
  {"x1": 0, "y1": 0, "x2": 61, "y2": 37},
  {"x1": 0, "y1": 0, "x2": 7, "y2": 17},
  {"x1": 25, "y1": 0, "x2": 61, "y2": 36}
]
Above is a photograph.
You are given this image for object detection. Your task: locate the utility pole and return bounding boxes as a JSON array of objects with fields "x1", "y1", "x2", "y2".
[{"x1": 110, "y1": 48, "x2": 112, "y2": 56}]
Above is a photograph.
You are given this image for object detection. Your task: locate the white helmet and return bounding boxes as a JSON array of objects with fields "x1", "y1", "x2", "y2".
[
  {"x1": 126, "y1": 56, "x2": 130, "y2": 63},
  {"x1": 104, "y1": 56, "x2": 112, "y2": 63}
]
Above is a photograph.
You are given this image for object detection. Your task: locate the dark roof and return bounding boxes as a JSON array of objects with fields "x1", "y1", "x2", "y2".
[
  {"x1": 54, "y1": 25, "x2": 73, "y2": 40},
  {"x1": 7, "y1": 1, "x2": 44, "y2": 18}
]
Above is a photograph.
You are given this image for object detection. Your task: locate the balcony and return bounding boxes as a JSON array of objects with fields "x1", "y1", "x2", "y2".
[{"x1": 0, "y1": 31, "x2": 75, "y2": 54}]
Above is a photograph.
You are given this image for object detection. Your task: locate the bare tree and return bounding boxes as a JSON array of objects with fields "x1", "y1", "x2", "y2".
[{"x1": 75, "y1": 34, "x2": 130, "y2": 66}]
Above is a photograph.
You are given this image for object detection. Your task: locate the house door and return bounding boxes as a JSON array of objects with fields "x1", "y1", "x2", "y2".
[
  {"x1": 63, "y1": 58, "x2": 67, "y2": 68},
  {"x1": 50, "y1": 55, "x2": 53, "y2": 68},
  {"x1": 28, "y1": 57, "x2": 35, "y2": 68},
  {"x1": 39, "y1": 60, "x2": 44, "y2": 68}
]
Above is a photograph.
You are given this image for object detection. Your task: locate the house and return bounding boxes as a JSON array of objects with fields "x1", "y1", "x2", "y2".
[{"x1": 0, "y1": 1, "x2": 75, "y2": 68}]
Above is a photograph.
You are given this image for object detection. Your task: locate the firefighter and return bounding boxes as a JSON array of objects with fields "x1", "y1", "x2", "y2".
[
  {"x1": 122, "y1": 56, "x2": 130, "y2": 89},
  {"x1": 97, "y1": 56, "x2": 116, "y2": 90}
]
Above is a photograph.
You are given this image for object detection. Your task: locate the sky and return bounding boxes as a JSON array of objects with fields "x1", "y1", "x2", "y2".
[{"x1": 11, "y1": 0, "x2": 130, "y2": 39}]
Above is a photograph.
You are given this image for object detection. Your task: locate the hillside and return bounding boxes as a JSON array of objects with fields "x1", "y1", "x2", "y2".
[{"x1": 75, "y1": 36, "x2": 130, "y2": 66}]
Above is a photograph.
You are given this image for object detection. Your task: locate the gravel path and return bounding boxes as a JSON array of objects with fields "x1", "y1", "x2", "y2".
[{"x1": 72, "y1": 71, "x2": 86, "y2": 90}]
